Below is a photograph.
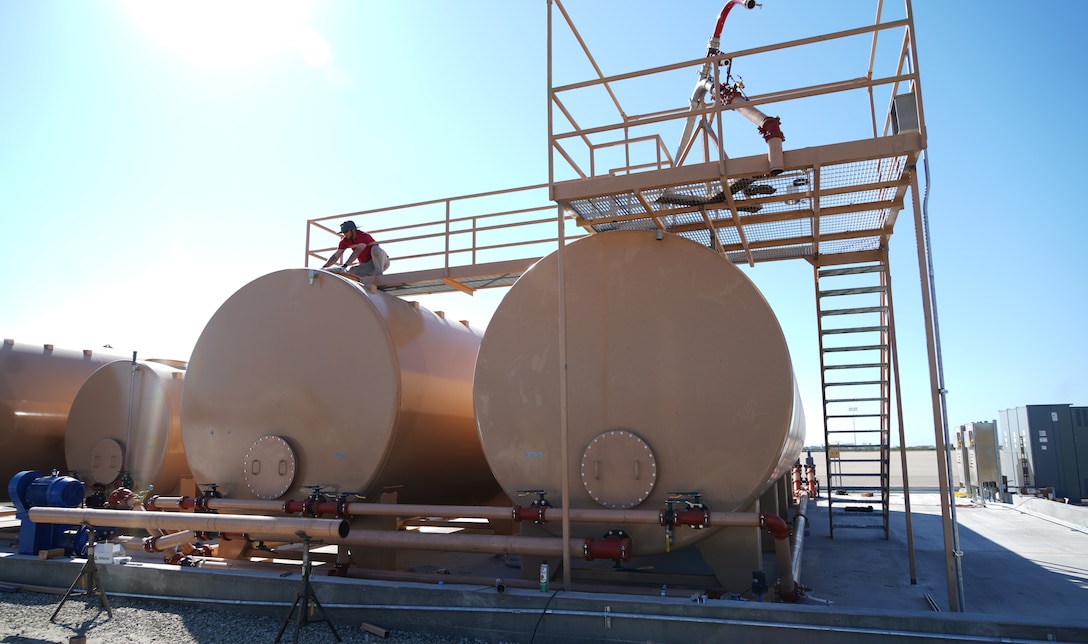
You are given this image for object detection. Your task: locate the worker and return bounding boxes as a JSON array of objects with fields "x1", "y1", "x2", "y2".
[{"x1": 322, "y1": 220, "x2": 380, "y2": 277}]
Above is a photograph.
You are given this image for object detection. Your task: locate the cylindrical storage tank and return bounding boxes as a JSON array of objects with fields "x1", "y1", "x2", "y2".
[
  {"x1": 0, "y1": 340, "x2": 125, "y2": 498},
  {"x1": 474, "y1": 231, "x2": 804, "y2": 555},
  {"x1": 65, "y1": 359, "x2": 189, "y2": 494},
  {"x1": 180, "y1": 268, "x2": 501, "y2": 505}
]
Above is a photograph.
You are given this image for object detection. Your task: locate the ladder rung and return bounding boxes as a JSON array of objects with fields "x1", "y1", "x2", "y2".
[
  {"x1": 826, "y1": 430, "x2": 884, "y2": 435},
  {"x1": 818, "y1": 285, "x2": 887, "y2": 297},
  {"x1": 820, "y1": 306, "x2": 888, "y2": 316},
  {"x1": 831, "y1": 524, "x2": 886, "y2": 529},
  {"x1": 825, "y1": 380, "x2": 887, "y2": 387},
  {"x1": 830, "y1": 473, "x2": 886, "y2": 478},
  {"x1": 819, "y1": 264, "x2": 886, "y2": 277},
  {"x1": 822, "y1": 325, "x2": 887, "y2": 335},
  {"x1": 823, "y1": 344, "x2": 888, "y2": 353},
  {"x1": 827, "y1": 458, "x2": 885, "y2": 463},
  {"x1": 824, "y1": 363, "x2": 887, "y2": 370},
  {"x1": 826, "y1": 413, "x2": 886, "y2": 419},
  {"x1": 826, "y1": 397, "x2": 886, "y2": 403},
  {"x1": 829, "y1": 486, "x2": 885, "y2": 491}
]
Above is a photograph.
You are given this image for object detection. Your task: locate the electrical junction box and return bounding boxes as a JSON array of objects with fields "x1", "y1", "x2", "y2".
[{"x1": 891, "y1": 93, "x2": 919, "y2": 134}]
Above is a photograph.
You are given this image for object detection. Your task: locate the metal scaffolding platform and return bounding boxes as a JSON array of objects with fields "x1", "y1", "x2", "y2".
[{"x1": 304, "y1": 0, "x2": 961, "y2": 607}]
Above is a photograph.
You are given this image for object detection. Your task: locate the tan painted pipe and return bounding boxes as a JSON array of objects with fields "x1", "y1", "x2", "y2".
[
  {"x1": 27, "y1": 508, "x2": 349, "y2": 540},
  {"x1": 152, "y1": 496, "x2": 773, "y2": 529},
  {"x1": 336, "y1": 528, "x2": 586, "y2": 559},
  {"x1": 143, "y1": 530, "x2": 196, "y2": 552},
  {"x1": 773, "y1": 530, "x2": 797, "y2": 601},
  {"x1": 154, "y1": 497, "x2": 519, "y2": 521}
]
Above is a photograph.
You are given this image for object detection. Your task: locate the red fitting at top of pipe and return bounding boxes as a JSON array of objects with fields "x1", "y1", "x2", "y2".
[
  {"x1": 758, "y1": 116, "x2": 784, "y2": 142},
  {"x1": 760, "y1": 512, "x2": 792, "y2": 540},
  {"x1": 175, "y1": 496, "x2": 196, "y2": 511},
  {"x1": 107, "y1": 488, "x2": 137, "y2": 509}
]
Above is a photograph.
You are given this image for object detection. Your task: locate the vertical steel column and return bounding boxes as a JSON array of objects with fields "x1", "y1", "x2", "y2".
[
  {"x1": 909, "y1": 169, "x2": 964, "y2": 611},
  {"x1": 884, "y1": 246, "x2": 918, "y2": 584},
  {"x1": 548, "y1": 0, "x2": 572, "y2": 592}
]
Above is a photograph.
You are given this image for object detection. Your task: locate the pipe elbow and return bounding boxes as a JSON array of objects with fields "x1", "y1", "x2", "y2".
[
  {"x1": 760, "y1": 512, "x2": 792, "y2": 540},
  {"x1": 758, "y1": 116, "x2": 784, "y2": 142},
  {"x1": 107, "y1": 488, "x2": 136, "y2": 509}
]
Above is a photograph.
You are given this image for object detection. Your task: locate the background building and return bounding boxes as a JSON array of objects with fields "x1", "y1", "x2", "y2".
[{"x1": 998, "y1": 405, "x2": 1087, "y2": 502}]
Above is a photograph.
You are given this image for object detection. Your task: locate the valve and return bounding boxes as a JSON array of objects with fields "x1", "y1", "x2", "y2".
[
  {"x1": 334, "y1": 492, "x2": 364, "y2": 520},
  {"x1": 586, "y1": 529, "x2": 632, "y2": 564},
  {"x1": 300, "y1": 485, "x2": 328, "y2": 517},
  {"x1": 195, "y1": 483, "x2": 222, "y2": 512},
  {"x1": 659, "y1": 492, "x2": 708, "y2": 552},
  {"x1": 514, "y1": 490, "x2": 552, "y2": 524},
  {"x1": 86, "y1": 483, "x2": 108, "y2": 509}
]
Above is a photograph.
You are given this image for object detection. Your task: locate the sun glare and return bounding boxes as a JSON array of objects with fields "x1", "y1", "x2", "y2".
[{"x1": 125, "y1": 0, "x2": 315, "y2": 68}]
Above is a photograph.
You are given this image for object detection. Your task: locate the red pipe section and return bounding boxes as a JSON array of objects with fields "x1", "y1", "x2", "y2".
[
  {"x1": 709, "y1": 0, "x2": 752, "y2": 45},
  {"x1": 584, "y1": 535, "x2": 630, "y2": 561},
  {"x1": 712, "y1": 0, "x2": 758, "y2": 43},
  {"x1": 760, "y1": 512, "x2": 792, "y2": 541}
]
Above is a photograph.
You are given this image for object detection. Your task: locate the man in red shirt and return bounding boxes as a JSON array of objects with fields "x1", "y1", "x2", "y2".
[{"x1": 322, "y1": 220, "x2": 379, "y2": 277}]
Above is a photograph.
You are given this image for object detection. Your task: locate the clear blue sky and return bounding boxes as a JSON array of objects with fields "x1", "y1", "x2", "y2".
[{"x1": 2, "y1": 1, "x2": 1085, "y2": 448}]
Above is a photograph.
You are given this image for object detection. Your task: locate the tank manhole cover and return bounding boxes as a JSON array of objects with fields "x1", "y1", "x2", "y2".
[
  {"x1": 243, "y1": 435, "x2": 297, "y2": 499},
  {"x1": 90, "y1": 438, "x2": 124, "y2": 487},
  {"x1": 580, "y1": 430, "x2": 657, "y2": 509}
]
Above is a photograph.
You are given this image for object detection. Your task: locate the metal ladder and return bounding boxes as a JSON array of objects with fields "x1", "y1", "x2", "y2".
[{"x1": 815, "y1": 256, "x2": 892, "y2": 538}]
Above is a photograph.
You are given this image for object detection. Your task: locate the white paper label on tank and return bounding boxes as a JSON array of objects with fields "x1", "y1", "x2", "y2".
[{"x1": 1052, "y1": 412, "x2": 1059, "y2": 422}]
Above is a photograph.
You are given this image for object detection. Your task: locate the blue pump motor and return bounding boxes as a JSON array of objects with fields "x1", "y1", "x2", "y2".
[{"x1": 8, "y1": 470, "x2": 85, "y2": 556}]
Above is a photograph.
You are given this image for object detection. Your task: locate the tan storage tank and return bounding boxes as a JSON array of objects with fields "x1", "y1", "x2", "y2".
[
  {"x1": 65, "y1": 359, "x2": 190, "y2": 494},
  {"x1": 474, "y1": 231, "x2": 804, "y2": 555},
  {"x1": 180, "y1": 268, "x2": 501, "y2": 505},
  {"x1": 0, "y1": 339, "x2": 125, "y2": 497}
]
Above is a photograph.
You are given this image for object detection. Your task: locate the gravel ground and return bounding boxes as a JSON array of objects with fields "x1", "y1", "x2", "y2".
[{"x1": 0, "y1": 588, "x2": 492, "y2": 643}]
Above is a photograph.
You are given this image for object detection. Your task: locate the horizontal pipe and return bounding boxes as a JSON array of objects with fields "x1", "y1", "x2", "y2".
[
  {"x1": 143, "y1": 530, "x2": 196, "y2": 552},
  {"x1": 337, "y1": 528, "x2": 587, "y2": 559},
  {"x1": 27, "y1": 507, "x2": 349, "y2": 540},
  {"x1": 150, "y1": 496, "x2": 785, "y2": 535},
  {"x1": 152, "y1": 497, "x2": 520, "y2": 521}
]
